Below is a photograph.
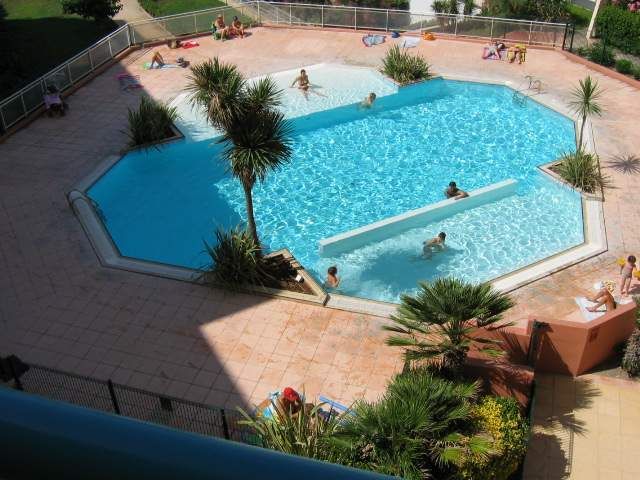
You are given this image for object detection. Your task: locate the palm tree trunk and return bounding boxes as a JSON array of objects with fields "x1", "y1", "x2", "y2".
[
  {"x1": 578, "y1": 115, "x2": 586, "y2": 149},
  {"x1": 242, "y1": 180, "x2": 260, "y2": 250},
  {"x1": 444, "y1": 349, "x2": 467, "y2": 377}
]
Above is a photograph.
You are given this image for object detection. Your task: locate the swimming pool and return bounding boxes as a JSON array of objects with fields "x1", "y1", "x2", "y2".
[{"x1": 88, "y1": 69, "x2": 582, "y2": 303}]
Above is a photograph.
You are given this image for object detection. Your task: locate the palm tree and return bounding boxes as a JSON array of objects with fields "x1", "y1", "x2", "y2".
[
  {"x1": 384, "y1": 278, "x2": 514, "y2": 376},
  {"x1": 186, "y1": 58, "x2": 293, "y2": 247},
  {"x1": 332, "y1": 368, "x2": 492, "y2": 479},
  {"x1": 568, "y1": 75, "x2": 604, "y2": 148}
]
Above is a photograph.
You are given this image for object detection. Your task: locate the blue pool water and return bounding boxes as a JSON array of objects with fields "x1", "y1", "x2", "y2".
[{"x1": 88, "y1": 77, "x2": 582, "y2": 303}]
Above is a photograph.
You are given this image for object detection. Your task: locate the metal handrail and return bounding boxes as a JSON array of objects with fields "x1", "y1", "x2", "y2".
[
  {"x1": 257, "y1": 1, "x2": 568, "y2": 26},
  {"x1": 0, "y1": 1, "x2": 568, "y2": 133}
]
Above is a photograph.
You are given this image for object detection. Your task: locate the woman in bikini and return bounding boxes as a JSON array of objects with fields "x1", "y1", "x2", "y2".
[{"x1": 291, "y1": 69, "x2": 311, "y2": 99}]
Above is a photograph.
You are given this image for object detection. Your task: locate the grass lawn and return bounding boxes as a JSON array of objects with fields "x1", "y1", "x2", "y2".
[
  {"x1": 567, "y1": 4, "x2": 593, "y2": 28},
  {"x1": 0, "y1": 0, "x2": 116, "y2": 98},
  {"x1": 139, "y1": 0, "x2": 228, "y2": 17}
]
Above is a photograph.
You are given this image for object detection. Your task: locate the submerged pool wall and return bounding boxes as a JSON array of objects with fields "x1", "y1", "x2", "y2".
[{"x1": 319, "y1": 179, "x2": 518, "y2": 256}]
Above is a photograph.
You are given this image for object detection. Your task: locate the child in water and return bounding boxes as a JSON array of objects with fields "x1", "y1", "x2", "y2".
[
  {"x1": 423, "y1": 232, "x2": 446, "y2": 258},
  {"x1": 326, "y1": 265, "x2": 340, "y2": 288}
]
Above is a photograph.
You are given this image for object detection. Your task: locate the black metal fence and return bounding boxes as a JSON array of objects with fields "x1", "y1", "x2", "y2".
[{"x1": 0, "y1": 355, "x2": 255, "y2": 444}]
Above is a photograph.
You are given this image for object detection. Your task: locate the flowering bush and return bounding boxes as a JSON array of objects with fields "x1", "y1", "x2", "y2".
[
  {"x1": 457, "y1": 396, "x2": 530, "y2": 480},
  {"x1": 596, "y1": 5, "x2": 640, "y2": 54}
]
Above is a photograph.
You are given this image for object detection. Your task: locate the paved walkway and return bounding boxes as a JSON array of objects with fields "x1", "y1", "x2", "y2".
[
  {"x1": 113, "y1": 0, "x2": 153, "y2": 25},
  {"x1": 523, "y1": 373, "x2": 640, "y2": 480},
  {"x1": 1, "y1": 28, "x2": 639, "y2": 415}
]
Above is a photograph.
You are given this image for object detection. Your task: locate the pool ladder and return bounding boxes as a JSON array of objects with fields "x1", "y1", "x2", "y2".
[{"x1": 512, "y1": 76, "x2": 543, "y2": 106}]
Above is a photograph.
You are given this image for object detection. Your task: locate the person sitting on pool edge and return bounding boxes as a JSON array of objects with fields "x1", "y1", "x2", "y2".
[
  {"x1": 326, "y1": 265, "x2": 340, "y2": 288},
  {"x1": 423, "y1": 232, "x2": 446, "y2": 258},
  {"x1": 444, "y1": 181, "x2": 469, "y2": 200}
]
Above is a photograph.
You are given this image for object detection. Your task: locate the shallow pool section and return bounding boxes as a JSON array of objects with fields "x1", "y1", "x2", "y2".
[
  {"x1": 89, "y1": 76, "x2": 582, "y2": 303},
  {"x1": 172, "y1": 63, "x2": 398, "y2": 142}
]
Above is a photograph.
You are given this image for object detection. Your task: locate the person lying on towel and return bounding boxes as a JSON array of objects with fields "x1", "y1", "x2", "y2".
[{"x1": 483, "y1": 41, "x2": 506, "y2": 60}]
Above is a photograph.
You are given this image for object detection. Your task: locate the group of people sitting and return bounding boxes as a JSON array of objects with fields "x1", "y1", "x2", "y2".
[
  {"x1": 483, "y1": 41, "x2": 526, "y2": 64},
  {"x1": 212, "y1": 14, "x2": 245, "y2": 40}
]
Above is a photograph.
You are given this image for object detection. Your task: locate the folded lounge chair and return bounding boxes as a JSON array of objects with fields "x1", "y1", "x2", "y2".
[{"x1": 362, "y1": 34, "x2": 385, "y2": 47}]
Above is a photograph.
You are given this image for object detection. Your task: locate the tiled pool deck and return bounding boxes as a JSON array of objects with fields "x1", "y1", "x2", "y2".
[{"x1": 1, "y1": 27, "x2": 639, "y2": 463}]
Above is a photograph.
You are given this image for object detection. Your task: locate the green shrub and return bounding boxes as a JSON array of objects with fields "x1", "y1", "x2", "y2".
[
  {"x1": 622, "y1": 329, "x2": 640, "y2": 377},
  {"x1": 615, "y1": 59, "x2": 634, "y2": 74},
  {"x1": 587, "y1": 43, "x2": 616, "y2": 67},
  {"x1": 574, "y1": 46, "x2": 589, "y2": 57},
  {"x1": 126, "y1": 96, "x2": 178, "y2": 147},
  {"x1": 381, "y1": 45, "x2": 431, "y2": 85},
  {"x1": 333, "y1": 369, "x2": 491, "y2": 479},
  {"x1": 555, "y1": 150, "x2": 610, "y2": 194},
  {"x1": 200, "y1": 226, "x2": 275, "y2": 291},
  {"x1": 457, "y1": 396, "x2": 530, "y2": 480},
  {"x1": 633, "y1": 64, "x2": 640, "y2": 80},
  {"x1": 596, "y1": 6, "x2": 640, "y2": 55}
]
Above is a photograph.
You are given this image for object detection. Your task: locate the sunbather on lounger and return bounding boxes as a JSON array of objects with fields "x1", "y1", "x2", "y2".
[
  {"x1": 585, "y1": 284, "x2": 616, "y2": 312},
  {"x1": 483, "y1": 41, "x2": 506, "y2": 59}
]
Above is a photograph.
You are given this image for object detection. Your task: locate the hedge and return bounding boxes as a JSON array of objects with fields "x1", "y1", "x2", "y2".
[{"x1": 596, "y1": 6, "x2": 640, "y2": 55}]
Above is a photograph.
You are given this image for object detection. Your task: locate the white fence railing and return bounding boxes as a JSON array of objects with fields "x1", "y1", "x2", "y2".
[{"x1": 0, "y1": 1, "x2": 568, "y2": 133}]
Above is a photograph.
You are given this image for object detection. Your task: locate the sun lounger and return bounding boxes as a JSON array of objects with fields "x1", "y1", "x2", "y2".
[
  {"x1": 143, "y1": 62, "x2": 181, "y2": 70},
  {"x1": 117, "y1": 74, "x2": 142, "y2": 91},
  {"x1": 399, "y1": 37, "x2": 420, "y2": 48},
  {"x1": 319, "y1": 395, "x2": 353, "y2": 417}
]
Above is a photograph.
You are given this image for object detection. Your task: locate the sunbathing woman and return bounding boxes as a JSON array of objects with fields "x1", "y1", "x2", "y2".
[
  {"x1": 483, "y1": 41, "x2": 506, "y2": 60},
  {"x1": 586, "y1": 284, "x2": 616, "y2": 313},
  {"x1": 150, "y1": 51, "x2": 165, "y2": 69},
  {"x1": 291, "y1": 69, "x2": 311, "y2": 99}
]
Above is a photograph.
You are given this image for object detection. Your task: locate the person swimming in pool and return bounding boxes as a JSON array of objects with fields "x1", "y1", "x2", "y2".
[
  {"x1": 325, "y1": 265, "x2": 340, "y2": 288},
  {"x1": 444, "y1": 181, "x2": 469, "y2": 200},
  {"x1": 423, "y1": 232, "x2": 446, "y2": 258},
  {"x1": 360, "y1": 92, "x2": 377, "y2": 108}
]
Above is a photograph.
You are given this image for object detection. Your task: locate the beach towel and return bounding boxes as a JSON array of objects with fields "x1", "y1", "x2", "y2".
[
  {"x1": 182, "y1": 40, "x2": 199, "y2": 49},
  {"x1": 362, "y1": 34, "x2": 385, "y2": 47},
  {"x1": 117, "y1": 74, "x2": 142, "y2": 91},
  {"x1": 574, "y1": 297, "x2": 606, "y2": 322},
  {"x1": 482, "y1": 47, "x2": 505, "y2": 60},
  {"x1": 143, "y1": 62, "x2": 181, "y2": 70},
  {"x1": 400, "y1": 37, "x2": 420, "y2": 48}
]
